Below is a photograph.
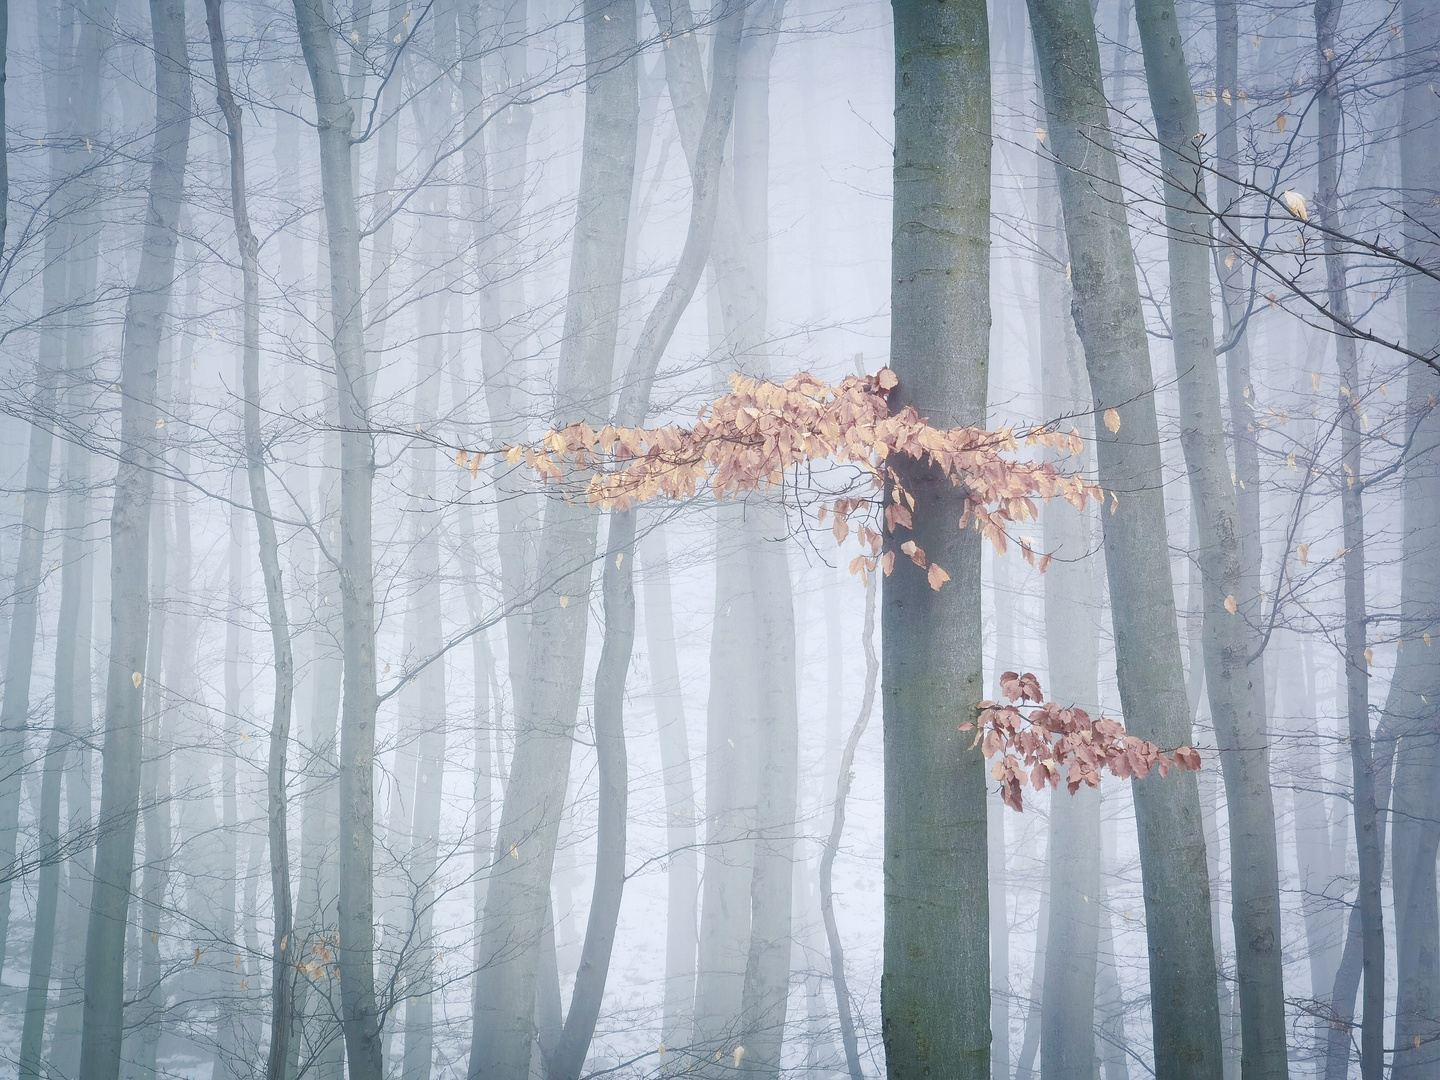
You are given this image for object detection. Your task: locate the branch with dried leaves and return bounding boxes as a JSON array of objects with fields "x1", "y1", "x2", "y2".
[
  {"x1": 452, "y1": 367, "x2": 1107, "y2": 590},
  {"x1": 971, "y1": 671, "x2": 1201, "y2": 812},
  {"x1": 455, "y1": 367, "x2": 1199, "y2": 808}
]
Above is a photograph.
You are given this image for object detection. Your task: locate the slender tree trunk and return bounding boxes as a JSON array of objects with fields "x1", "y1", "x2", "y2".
[
  {"x1": 50, "y1": 523, "x2": 96, "y2": 1079},
  {"x1": 1315, "y1": 4, "x2": 1382, "y2": 1077},
  {"x1": 291, "y1": 0, "x2": 382, "y2": 1070},
  {"x1": 1095, "y1": 861, "x2": 1130, "y2": 1080},
  {"x1": 1131, "y1": 3, "x2": 1289, "y2": 1076},
  {"x1": 1037, "y1": 155, "x2": 1103, "y2": 1080},
  {"x1": 215, "y1": 471, "x2": 244, "y2": 1078},
  {"x1": 639, "y1": 526, "x2": 699, "y2": 1054},
  {"x1": 1385, "y1": 2, "x2": 1440, "y2": 1073},
  {"x1": 820, "y1": 570, "x2": 876, "y2": 1080},
  {"x1": 883, "y1": 2, "x2": 991, "y2": 1077},
  {"x1": 546, "y1": 11, "x2": 739, "y2": 1076},
  {"x1": 206, "y1": 2, "x2": 297, "y2": 1074},
  {"x1": 476, "y1": 0, "x2": 536, "y2": 722},
  {"x1": 1014, "y1": 879, "x2": 1047, "y2": 1080},
  {"x1": 1324, "y1": 730, "x2": 1396, "y2": 1080},
  {"x1": 137, "y1": 434, "x2": 172, "y2": 1080},
  {"x1": 989, "y1": 554, "x2": 1013, "y2": 1080},
  {"x1": 1026, "y1": 0, "x2": 1224, "y2": 1075},
  {"x1": 75, "y1": 0, "x2": 191, "y2": 1070},
  {"x1": 469, "y1": 5, "x2": 637, "y2": 1076},
  {"x1": 17, "y1": 0, "x2": 110, "y2": 1060},
  {"x1": 0, "y1": 62, "x2": 69, "y2": 985},
  {"x1": 287, "y1": 246, "x2": 344, "y2": 1080}
]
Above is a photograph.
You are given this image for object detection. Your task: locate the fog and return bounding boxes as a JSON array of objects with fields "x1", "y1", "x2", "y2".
[{"x1": 0, "y1": 0, "x2": 1434, "y2": 1078}]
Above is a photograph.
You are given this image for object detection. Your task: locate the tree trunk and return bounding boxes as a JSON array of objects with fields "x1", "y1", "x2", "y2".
[
  {"x1": 1037, "y1": 151, "x2": 1103, "y2": 1080},
  {"x1": 545, "y1": 9, "x2": 740, "y2": 1076},
  {"x1": 639, "y1": 525, "x2": 699, "y2": 1053},
  {"x1": 820, "y1": 570, "x2": 877, "y2": 1080},
  {"x1": 1324, "y1": 730, "x2": 1396, "y2": 1080},
  {"x1": 1026, "y1": 0, "x2": 1224, "y2": 1075},
  {"x1": 468, "y1": 4, "x2": 637, "y2": 1076},
  {"x1": 1315, "y1": 3, "x2": 1382, "y2": 1077},
  {"x1": 291, "y1": 0, "x2": 382, "y2": 1070},
  {"x1": 1131, "y1": 3, "x2": 1289, "y2": 1076},
  {"x1": 206, "y1": 1, "x2": 298, "y2": 1074},
  {"x1": 883, "y1": 2, "x2": 992, "y2": 1077},
  {"x1": 0, "y1": 47, "x2": 69, "y2": 983},
  {"x1": 17, "y1": 0, "x2": 111, "y2": 1061},
  {"x1": 137, "y1": 433, "x2": 172, "y2": 1080},
  {"x1": 75, "y1": 0, "x2": 191, "y2": 1070},
  {"x1": 476, "y1": 0, "x2": 536, "y2": 723},
  {"x1": 1386, "y1": 1, "x2": 1440, "y2": 1073}
]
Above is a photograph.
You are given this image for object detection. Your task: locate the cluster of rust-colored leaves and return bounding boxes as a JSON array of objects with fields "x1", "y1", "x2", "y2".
[
  {"x1": 454, "y1": 367, "x2": 1106, "y2": 590},
  {"x1": 971, "y1": 671, "x2": 1202, "y2": 812},
  {"x1": 455, "y1": 367, "x2": 1200, "y2": 806}
]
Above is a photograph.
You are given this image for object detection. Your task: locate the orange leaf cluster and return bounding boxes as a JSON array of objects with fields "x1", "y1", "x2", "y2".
[
  {"x1": 460, "y1": 368, "x2": 1105, "y2": 590},
  {"x1": 964, "y1": 671, "x2": 1202, "y2": 811}
]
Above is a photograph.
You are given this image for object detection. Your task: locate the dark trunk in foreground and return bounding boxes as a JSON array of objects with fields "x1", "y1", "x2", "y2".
[{"x1": 883, "y1": 1, "x2": 992, "y2": 1076}]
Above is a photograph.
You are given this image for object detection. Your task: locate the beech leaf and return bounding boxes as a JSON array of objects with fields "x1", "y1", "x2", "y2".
[
  {"x1": 927, "y1": 563, "x2": 950, "y2": 590},
  {"x1": 1103, "y1": 408, "x2": 1122, "y2": 433}
]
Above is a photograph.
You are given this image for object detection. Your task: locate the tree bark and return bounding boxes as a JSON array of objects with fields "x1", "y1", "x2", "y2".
[
  {"x1": 883, "y1": 2, "x2": 992, "y2": 1078},
  {"x1": 75, "y1": 0, "x2": 191, "y2": 1069},
  {"x1": 1025, "y1": 0, "x2": 1224, "y2": 1075}
]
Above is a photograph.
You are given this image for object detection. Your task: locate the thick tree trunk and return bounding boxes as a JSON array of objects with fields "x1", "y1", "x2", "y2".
[
  {"x1": 882, "y1": 2, "x2": 991, "y2": 1078},
  {"x1": 75, "y1": 0, "x2": 191, "y2": 1070},
  {"x1": 1386, "y1": 2, "x2": 1440, "y2": 1073},
  {"x1": 1131, "y1": 4, "x2": 1289, "y2": 1077},
  {"x1": 468, "y1": 5, "x2": 637, "y2": 1076},
  {"x1": 1025, "y1": 0, "x2": 1224, "y2": 1076},
  {"x1": 291, "y1": 0, "x2": 382, "y2": 1071}
]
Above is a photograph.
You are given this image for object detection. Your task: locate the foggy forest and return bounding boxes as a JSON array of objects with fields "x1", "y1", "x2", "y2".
[{"x1": 0, "y1": 0, "x2": 1434, "y2": 1075}]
